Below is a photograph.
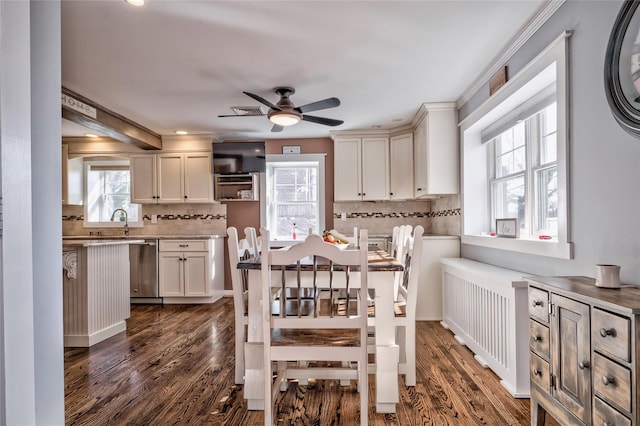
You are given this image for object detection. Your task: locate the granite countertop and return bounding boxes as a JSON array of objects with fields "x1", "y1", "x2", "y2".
[
  {"x1": 422, "y1": 234, "x2": 460, "y2": 240},
  {"x1": 63, "y1": 239, "x2": 145, "y2": 247},
  {"x1": 62, "y1": 234, "x2": 225, "y2": 241}
]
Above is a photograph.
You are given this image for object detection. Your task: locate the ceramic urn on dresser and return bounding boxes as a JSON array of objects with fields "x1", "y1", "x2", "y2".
[{"x1": 527, "y1": 275, "x2": 640, "y2": 426}]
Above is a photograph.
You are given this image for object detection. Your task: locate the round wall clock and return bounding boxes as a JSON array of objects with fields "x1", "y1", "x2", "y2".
[{"x1": 605, "y1": 0, "x2": 640, "y2": 137}]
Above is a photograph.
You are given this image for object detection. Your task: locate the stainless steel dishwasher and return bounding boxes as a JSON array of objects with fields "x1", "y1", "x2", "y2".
[{"x1": 129, "y1": 239, "x2": 162, "y2": 304}]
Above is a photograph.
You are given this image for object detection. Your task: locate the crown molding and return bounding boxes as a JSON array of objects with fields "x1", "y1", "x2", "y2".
[{"x1": 456, "y1": 0, "x2": 566, "y2": 109}]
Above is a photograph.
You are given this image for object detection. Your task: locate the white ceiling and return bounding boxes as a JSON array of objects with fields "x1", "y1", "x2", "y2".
[{"x1": 61, "y1": 0, "x2": 547, "y2": 141}]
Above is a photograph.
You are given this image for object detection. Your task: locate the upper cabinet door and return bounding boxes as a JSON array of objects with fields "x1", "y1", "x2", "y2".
[
  {"x1": 157, "y1": 153, "x2": 184, "y2": 203},
  {"x1": 334, "y1": 138, "x2": 363, "y2": 201},
  {"x1": 184, "y1": 153, "x2": 214, "y2": 203},
  {"x1": 414, "y1": 104, "x2": 459, "y2": 197},
  {"x1": 390, "y1": 133, "x2": 414, "y2": 200},
  {"x1": 361, "y1": 137, "x2": 390, "y2": 201},
  {"x1": 130, "y1": 154, "x2": 158, "y2": 203}
]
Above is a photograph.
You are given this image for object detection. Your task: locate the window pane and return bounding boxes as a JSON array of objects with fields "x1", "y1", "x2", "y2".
[
  {"x1": 539, "y1": 103, "x2": 557, "y2": 164},
  {"x1": 267, "y1": 162, "x2": 321, "y2": 241},
  {"x1": 536, "y1": 167, "x2": 558, "y2": 236},
  {"x1": 495, "y1": 122, "x2": 526, "y2": 178},
  {"x1": 86, "y1": 167, "x2": 138, "y2": 222},
  {"x1": 494, "y1": 176, "x2": 525, "y2": 230}
]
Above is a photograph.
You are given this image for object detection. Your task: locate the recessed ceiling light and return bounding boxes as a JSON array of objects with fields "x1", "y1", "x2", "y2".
[
  {"x1": 84, "y1": 133, "x2": 99, "y2": 138},
  {"x1": 124, "y1": 0, "x2": 145, "y2": 6},
  {"x1": 175, "y1": 130, "x2": 188, "y2": 135},
  {"x1": 392, "y1": 118, "x2": 403, "y2": 122},
  {"x1": 371, "y1": 125, "x2": 382, "y2": 129}
]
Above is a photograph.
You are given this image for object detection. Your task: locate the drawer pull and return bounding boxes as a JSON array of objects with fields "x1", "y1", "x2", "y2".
[
  {"x1": 179, "y1": 244, "x2": 189, "y2": 248},
  {"x1": 602, "y1": 375, "x2": 615, "y2": 386},
  {"x1": 532, "y1": 300, "x2": 543, "y2": 307},
  {"x1": 599, "y1": 328, "x2": 616, "y2": 338},
  {"x1": 533, "y1": 368, "x2": 542, "y2": 376},
  {"x1": 532, "y1": 335, "x2": 542, "y2": 342},
  {"x1": 578, "y1": 361, "x2": 590, "y2": 369}
]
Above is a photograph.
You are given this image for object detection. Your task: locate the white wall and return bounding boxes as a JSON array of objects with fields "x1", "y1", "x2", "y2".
[
  {"x1": 0, "y1": 1, "x2": 64, "y2": 424},
  {"x1": 459, "y1": 1, "x2": 640, "y2": 285},
  {"x1": 32, "y1": 1, "x2": 65, "y2": 424}
]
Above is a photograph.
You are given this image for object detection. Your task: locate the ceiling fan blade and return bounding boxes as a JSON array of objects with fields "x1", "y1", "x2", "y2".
[
  {"x1": 301, "y1": 115, "x2": 344, "y2": 127},
  {"x1": 271, "y1": 124, "x2": 284, "y2": 132},
  {"x1": 295, "y1": 97, "x2": 341, "y2": 113},
  {"x1": 217, "y1": 114, "x2": 265, "y2": 117},
  {"x1": 243, "y1": 91, "x2": 280, "y2": 110}
]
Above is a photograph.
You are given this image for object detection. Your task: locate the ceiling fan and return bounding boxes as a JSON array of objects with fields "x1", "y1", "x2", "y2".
[{"x1": 218, "y1": 87, "x2": 343, "y2": 132}]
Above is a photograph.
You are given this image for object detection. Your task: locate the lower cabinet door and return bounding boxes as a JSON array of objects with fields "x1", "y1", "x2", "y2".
[
  {"x1": 183, "y1": 252, "x2": 210, "y2": 297},
  {"x1": 550, "y1": 294, "x2": 591, "y2": 425},
  {"x1": 159, "y1": 253, "x2": 183, "y2": 297}
]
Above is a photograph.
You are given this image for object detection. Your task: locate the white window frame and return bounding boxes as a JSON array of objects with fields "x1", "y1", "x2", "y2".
[
  {"x1": 486, "y1": 88, "x2": 557, "y2": 238},
  {"x1": 461, "y1": 31, "x2": 572, "y2": 259},
  {"x1": 260, "y1": 154, "x2": 326, "y2": 246},
  {"x1": 83, "y1": 159, "x2": 143, "y2": 228}
]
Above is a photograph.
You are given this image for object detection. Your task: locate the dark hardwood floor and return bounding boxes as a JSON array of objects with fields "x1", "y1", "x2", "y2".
[{"x1": 64, "y1": 297, "x2": 534, "y2": 425}]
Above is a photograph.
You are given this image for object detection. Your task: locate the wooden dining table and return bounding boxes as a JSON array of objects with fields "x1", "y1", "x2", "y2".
[{"x1": 237, "y1": 247, "x2": 403, "y2": 413}]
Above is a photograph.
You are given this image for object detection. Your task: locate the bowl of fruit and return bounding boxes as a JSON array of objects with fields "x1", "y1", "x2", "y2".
[{"x1": 322, "y1": 231, "x2": 350, "y2": 250}]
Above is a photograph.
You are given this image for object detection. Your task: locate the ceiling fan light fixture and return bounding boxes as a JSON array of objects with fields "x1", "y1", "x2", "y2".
[{"x1": 268, "y1": 110, "x2": 301, "y2": 127}]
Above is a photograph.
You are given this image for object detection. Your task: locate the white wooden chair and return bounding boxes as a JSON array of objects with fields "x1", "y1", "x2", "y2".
[
  {"x1": 243, "y1": 226, "x2": 260, "y2": 255},
  {"x1": 368, "y1": 225, "x2": 423, "y2": 387},
  {"x1": 261, "y1": 230, "x2": 370, "y2": 426},
  {"x1": 227, "y1": 226, "x2": 254, "y2": 384}
]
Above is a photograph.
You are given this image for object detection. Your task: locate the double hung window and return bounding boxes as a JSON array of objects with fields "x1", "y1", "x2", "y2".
[
  {"x1": 84, "y1": 160, "x2": 141, "y2": 227},
  {"x1": 262, "y1": 154, "x2": 325, "y2": 243},
  {"x1": 486, "y1": 90, "x2": 557, "y2": 237}
]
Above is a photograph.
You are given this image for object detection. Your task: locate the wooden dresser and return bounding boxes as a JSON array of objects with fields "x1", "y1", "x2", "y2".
[{"x1": 527, "y1": 276, "x2": 640, "y2": 426}]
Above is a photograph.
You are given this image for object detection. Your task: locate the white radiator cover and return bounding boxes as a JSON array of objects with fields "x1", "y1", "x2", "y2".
[{"x1": 440, "y1": 258, "x2": 530, "y2": 398}]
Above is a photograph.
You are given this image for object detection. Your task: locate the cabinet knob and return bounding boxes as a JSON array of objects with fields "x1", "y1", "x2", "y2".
[
  {"x1": 600, "y1": 328, "x2": 616, "y2": 338},
  {"x1": 533, "y1": 368, "x2": 542, "y2": 376},
  {"x1": 602, "y1": 375, "x2": 615, "y2": 386},
  {"x1": 578, "y1": 361, "x2": 590, "y2": 370},
  {"x1": 184, "y1": 195, "x2": 188, "y2": 199},
  {"x1": 532, "y1": 300, "x2": 543, "y2": 307},
  {"x1": 390, "y1": 192, "x2": 394, "y2": 196},
  {"x1": 532, "y1": 335, "x2": 541, "y2": 342},
  {"x1": 416, "y1": 187, "x2": 423, "y2": 191}
]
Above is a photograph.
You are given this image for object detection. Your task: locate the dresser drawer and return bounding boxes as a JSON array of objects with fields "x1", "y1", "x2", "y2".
[
  {"x1": 592, "y1": 308, "x2": 630, "y2": 363},
  {"x1": 593, "y1": 396, "x2": 631, "y2": 426},
  {"x1": 529, "y1": 320, "x2": 550, "y2": 359},
  {"x1": 593, "y1": 353, "x2": 631, "y2": 413},
  {"x1": 529, "y1": 287, "x2": 549, "y2": 323},
  {"x1": 159, "y1": 239, "x2": 209, "y2": 252},
  {"x1": 530, "y1": 352, "x2": 550, "y2": 392}
]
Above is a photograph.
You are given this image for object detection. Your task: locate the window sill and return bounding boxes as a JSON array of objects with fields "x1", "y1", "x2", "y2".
[{"x1": 461, "y1": 234, "x2": 572, "y2": 259}]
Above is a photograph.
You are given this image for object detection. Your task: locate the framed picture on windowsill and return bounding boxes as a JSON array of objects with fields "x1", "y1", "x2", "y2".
[{"x1": 496, "y1": 218, "x2": 519, "y2": 238}]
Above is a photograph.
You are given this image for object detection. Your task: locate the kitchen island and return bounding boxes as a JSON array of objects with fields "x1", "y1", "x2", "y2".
[{"x1": 62, "y1": 239, "x2": 143, "y2": 347}]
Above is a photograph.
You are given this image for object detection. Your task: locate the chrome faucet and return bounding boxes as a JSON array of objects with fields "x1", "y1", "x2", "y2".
[{"x1": 110, "y1": 208, "x2": 129, "y2": 236}]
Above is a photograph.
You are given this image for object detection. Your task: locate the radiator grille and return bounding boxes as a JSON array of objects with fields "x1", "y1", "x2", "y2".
[{"x1": 440, "y1": 259, "x2": 530, "y2": 397}]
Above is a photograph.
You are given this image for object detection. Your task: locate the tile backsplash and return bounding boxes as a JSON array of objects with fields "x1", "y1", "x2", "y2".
[
  {"x1": 333, "y1": 195, "x2": 460, "y2": 237},
  {"x1": 62, "y1": 203, "x2": 227, "y2": 237}
]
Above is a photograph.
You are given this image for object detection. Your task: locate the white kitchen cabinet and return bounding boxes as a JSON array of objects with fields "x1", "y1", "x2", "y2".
[
  {"x1": 61, "y1": 144, "x2": 84, "y2": 205},
  {"x1": 413, "y1": 103, "x2": 459, "y2": 197},
  {"x1": 131, "y1": 152, "x2": 213, "y2": 203},
  {"x1": 415, "y1": 235, "x2": 460, "y2": 320},
  {"x1": 159, "y1": 239, "x2": 211, "y2": 298},
  {"x1": 389, "y1": 133, "x2": 414, "y2": 200},
  {"x1": 333, "y1": 136, "x2": 389, "y2": 201},
  {"x1": 130, "y1": 154, "x2": 157, "y2": 203}
]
